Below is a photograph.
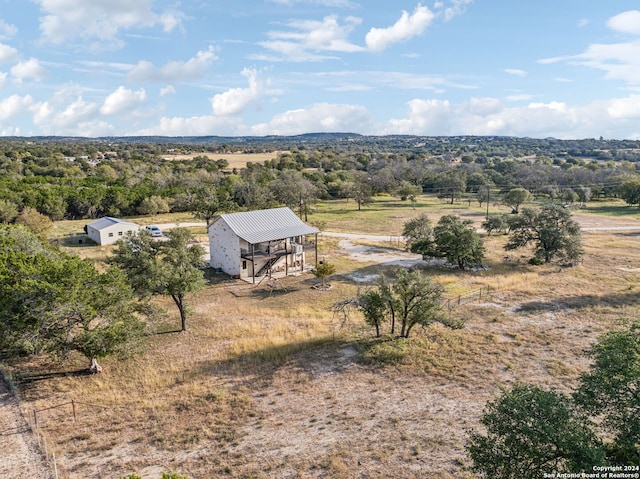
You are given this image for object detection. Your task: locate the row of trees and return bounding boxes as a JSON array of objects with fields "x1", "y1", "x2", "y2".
[
  {"x1": 468, "y1": 323, "x2": 640, "y2": 476},
  {"x1": 2, "y1": 135, "x2": 640, "y2": 225},
  {"x1": 403, "y1": 204, "x2": 584, "y2": 268}
]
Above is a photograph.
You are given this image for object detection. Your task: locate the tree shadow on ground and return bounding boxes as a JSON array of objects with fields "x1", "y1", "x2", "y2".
[
  {"x1": 515, "y1": 290, "x2": 640, "y2": 313},
  {"x1": 187, "y1": 337, "x2": 357, "y2": 389},
  {"x1": 17, "y1": 369, "x2": 92, "y2": 387}
]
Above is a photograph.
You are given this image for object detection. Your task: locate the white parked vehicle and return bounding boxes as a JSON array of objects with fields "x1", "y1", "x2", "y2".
[{"x1": 145, "y1": 225, "x2": 163, "y2": 237}]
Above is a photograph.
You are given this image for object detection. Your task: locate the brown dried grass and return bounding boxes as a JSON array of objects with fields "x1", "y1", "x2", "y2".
[{"x1": 9, "y1": 206, "x2": 640, "y2": 478}]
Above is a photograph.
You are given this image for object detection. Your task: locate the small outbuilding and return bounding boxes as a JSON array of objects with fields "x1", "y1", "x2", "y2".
[
  {"x1": 85, "y1": 217, "x2": 141, "y2": 245},
  {"x1": 208, "y1": 207, "x2": 319, "y2": 282}
]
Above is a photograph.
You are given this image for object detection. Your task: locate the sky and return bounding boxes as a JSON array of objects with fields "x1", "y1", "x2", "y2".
[{"x1": 1, "y1": 1, "x2": 640, "y2": 139}]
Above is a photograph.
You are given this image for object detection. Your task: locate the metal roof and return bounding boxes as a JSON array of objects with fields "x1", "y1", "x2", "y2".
[
  {"x1": 86, "y1": 217, "x2": 140, "y2": 231},
  {"x1": 218, "y1": 207, "x2": 319, "y2": 244}
]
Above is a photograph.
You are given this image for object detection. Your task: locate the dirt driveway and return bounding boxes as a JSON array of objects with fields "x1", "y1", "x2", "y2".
[{"x1": 0, "y1": 378, "x2": 50, "y2": 479}]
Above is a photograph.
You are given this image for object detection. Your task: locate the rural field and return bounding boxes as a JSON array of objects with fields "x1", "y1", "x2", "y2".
[
  {"x1": 6, "y1": 196, "x2": 640, "y2": 479},
  {"x1": 161, "y1": 152, "x2": 285, "y2": 171}
]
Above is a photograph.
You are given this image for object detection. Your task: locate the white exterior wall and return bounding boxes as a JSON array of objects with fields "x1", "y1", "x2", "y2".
[
  {"x1": 209, "y1": 219, "x2": 242, "y2": 276},
  {"x1": 87, "y1": 223, "x2": 140, "y2": 245},
  {"x1": 86, "y1": 225, "x2": 102, "y2": 244}
]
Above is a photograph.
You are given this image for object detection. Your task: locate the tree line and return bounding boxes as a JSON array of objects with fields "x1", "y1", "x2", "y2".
[{"x1": 1, "y1": 137, "x2": 640, "y2": 227}]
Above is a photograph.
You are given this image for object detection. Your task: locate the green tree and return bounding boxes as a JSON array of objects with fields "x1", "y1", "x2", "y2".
[
  {"x1": 467, "y1": 384, "x2": 605, "y2": 479},
  {"x1": 137, "y1": 195, "x2": 171, "y2": 216},
  {"x1": 402, "y1": 213, "x2": 432, "y2": 251},
  {"x1": 15, "y1": 206, "x2": 53, "y2": 235},
  {"x1": 313, "y1": 261, "x2": 336, "y2": 289},
  {"x1": 618, "y1": 178, "x2": 640, "y2": 208},
  {"x1": 505, "y1": 204, "x2": 583, "y2": 264},
  {"x1": 434, "y1": 170, "x2": 466, "y2": 205},
  {"x1": 187, "y1": 186, "x2": 235, "y2": 226},
  {"x1": 413, "y1": 215, "x2": 485, "y2": 270},
  {"x1": 110, "y1": 228, "x2": 206, "y2": 331},
  {"x1": 574, "y1": 323, "x2": 640, "y2": 463},
  {"x1": 358, "y1": 289, "x2": 387, "y2": 337},
  {"x1": 482, "y1": 214, "x2": 509, "y2": 236},
  {"x1": 503, "y1": 187, "x2": 533, "y2": 214},
  {"x1": 0, "y1": 226, "x2": 145, "y2": 373},
  {"x1": 395, "y1": 181, "x2": 421, "y2": 201},
  {"x1": 388, "y1": 269, "x2": 447, "y2": 338},
  {"x1": 0, "y1": 199, "x2": 19, "y2": 223}
]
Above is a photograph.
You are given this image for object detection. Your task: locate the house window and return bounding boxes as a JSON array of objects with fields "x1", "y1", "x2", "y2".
[
  {"x1": 118, "y1": 231, "x2": 123, "y2": 236},
  {"x1": 108, "y1": 232, "x2": 114, "y2": 237},
  {"x1": 242, "y1": 261, "x2": 247, "y2": 270}
]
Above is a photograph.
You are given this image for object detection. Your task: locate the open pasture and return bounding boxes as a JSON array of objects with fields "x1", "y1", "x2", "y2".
[{"x1": 7, "y1": 197, "x2": 640, "y2": 479}]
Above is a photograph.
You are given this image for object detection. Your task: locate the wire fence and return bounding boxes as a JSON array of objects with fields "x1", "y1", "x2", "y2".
[{"x1": 443, "y1": 286, "x2": 492, "y2": 310}]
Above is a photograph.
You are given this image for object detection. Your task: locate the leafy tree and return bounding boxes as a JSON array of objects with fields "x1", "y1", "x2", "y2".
[
  {"x1": 0, "y1": 226, "x2": 145, "y2": 372},
  {"x1": 313, "y1": 261, "x2": 336, "y2": 289},
  {"x1": 434, "y1": 169, "x2": 466, "y2": 205},
  {"x1": 391, "y1": 269, "x2": 446, "y2": 338},
  {"x1": 482, "y1": 214, "x2": 509, "y2": 236},
  {"x1": 347, "y1": 173, "x2": 374, "y2": 211},
  {"x1": 402, "y1": 213, "x2": 432, "y2": 250},
  {"x1": 0, "y1": 199, "x2": 19, "y2": 223},
  {"x1": 575, "y1": 185, "x2": 592, "y2": 206},
  {"x1": 14, "y1": 206, "x2": 53, "y2": 234},
  {"x1": 395, "y1": 181, "x2": 421, "y2": 201},
  {"x1": 186, "y1": 186, "x2": 235, "y2": 226},
  {"x1": 505, "y1": 204, "x2": 583, "y2": 264},
  {"x1": 271, "y1": 170, "x2": 318, "y2": 220},
  {"x1": 358, "y1": 289, "x2": 387, "y2": 337},
  {"x1": 137, "y1": 195, "x2": 171, "y2": 216},
  {"x1": 574, "y1": 323, "x2": 640, "y2": 463},
  {"x1": 467, "y1": 384, "x2": 605, "y2": 479},
  {"x1": 110, "y1": 228, "x2": 206, "y2": 331},
  {"x1": 503, "y1": 187, "x2": 533, "y2": 213},
  {"x1": 618, "y1": 178, "x2": 640, "y2": 208},
  {"x1": 413, "y1": 215, "x2": 485, "y2": 270}
]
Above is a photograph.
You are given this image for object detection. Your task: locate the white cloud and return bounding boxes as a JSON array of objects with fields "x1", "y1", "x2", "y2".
[
  {"x1": 0, "y1": 20, "x2": 18, "y2": 39},
  {"x1": 134, "y1": 115, "x2": 248, "y2": 137},
  {"x1": 251, "y1": 102, "x2": 373, "y2": 135},
  {"x1": 269, "y1": 0, "x2": 357, "y2": 6},
  {"x1": 540, "y1": 12, "x2": 640, "y2": 87},
  {"x1": 0, "y1": 72, "x2": 6, "y2": 89},
  {"x1": 378, "y1": 94, "x2": 640, "y2": 139},
  {"x1": 258, "y1": 15, "x2": 364, "y2": 62},
  {"x1": 0, "y1": 43, "x2": 19, "y2": 63},
  {"x1": 10, "y1": 58, "x2": 48, "y2": 82},
  {"x1": 365, "y1": 5, "x2": 436, "y2": 52},
  {"x1": 607, "y1": 94, "x2": 640, "y2": 119},
  {"x1": 160, "y1": 85, "x2": 176, "y2": 96},
  {"x1": 572, "y1": 40, "x2": 640, "y2": 84},
  {"x1": 211, "y1": 68, "x2": 269, "y2": 116},
  {"x1": 127, "y1": 46, "x2": 218, "y2": 82},
  {"x1": 505, "y1": 93, "x2": 534, "y2": 102},
  {"x1": 504, "y1": 68, "x2": 527, "y2": 77},
  {"x1": 607, "y1": 11, "x2": 640, "y2": 35},
  {"x1": 100, "y1": 86, "x2": 146, "y2": 116},
  {"x1": 34, "y1": 0, "x2": 183, "y2": 45},
  {"x1": 382, "y1": 98, "x2": 453, "y2": 135},
  {"x1": 0, "y1": 94, "x2": 35, "y2": 121},
  {"x1": 467, "y1": 97, "x2": 502, "y2": 116},
  {"x1": 441, "y1": 0, "x2": 474, "y2": 22}
]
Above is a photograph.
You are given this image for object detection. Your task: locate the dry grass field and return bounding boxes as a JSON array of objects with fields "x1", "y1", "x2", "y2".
[
  {"x1": 162, "y1": 152, "x2": 285, "y2": 170},
  {"x1": 6, "y1": 198, "x2": 640, "y2": 479}
]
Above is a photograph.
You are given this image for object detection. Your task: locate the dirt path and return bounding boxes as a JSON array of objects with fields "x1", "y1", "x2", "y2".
[{"x1": 0, "y1": 378, "x2": 50, "y2": 479}]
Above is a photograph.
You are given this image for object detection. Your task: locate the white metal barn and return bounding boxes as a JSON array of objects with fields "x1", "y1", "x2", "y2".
[
  {"x1": 85, "y1": 217, "x2": 141, "y2": 245},
  {"x1": 208, "y1": 207, "x2": 319, "y2": 282}
]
